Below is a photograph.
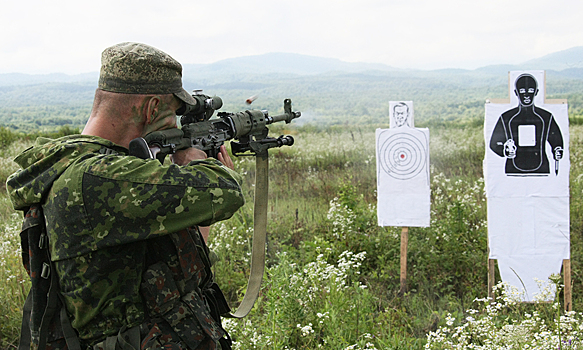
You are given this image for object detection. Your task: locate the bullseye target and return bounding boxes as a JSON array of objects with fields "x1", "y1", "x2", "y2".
[{"x1": 379, "y1": 133, "x2": 427, "y2": 180}]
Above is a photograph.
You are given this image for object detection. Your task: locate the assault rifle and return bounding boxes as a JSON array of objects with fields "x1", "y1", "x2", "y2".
[
  {"x1": 129, "y1": 91, "x2": 301, "y2": 162},
  {"x1": 128, "y1": 91, "x2": 300, "y2": 318}
]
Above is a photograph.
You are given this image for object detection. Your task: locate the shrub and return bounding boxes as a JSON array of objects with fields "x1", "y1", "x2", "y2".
[{"x1": 426, "y1": 281, "x2": 582, "y2": 350}]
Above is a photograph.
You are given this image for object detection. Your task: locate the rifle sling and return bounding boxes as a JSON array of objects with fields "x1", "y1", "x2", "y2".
[{"x1": 228, "y1": 153, "x2": 268, "y2": 318}]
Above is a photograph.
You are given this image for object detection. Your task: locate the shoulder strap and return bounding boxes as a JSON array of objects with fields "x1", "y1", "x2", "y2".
[
  {"x1": 18, "y1": 292, "x2": 32, "y2": 350},
  {"x1": 59, "y1": 299, "x2": 82, "y2": 350},
  {"x1": 18, "y1": 205, "x2": 82, "y2": 350}
]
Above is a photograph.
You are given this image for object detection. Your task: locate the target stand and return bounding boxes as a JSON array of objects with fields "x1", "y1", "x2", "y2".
[
  {"x1": 380, "y1": 131, "x2": 429, "y2": 295},
  {"x1": 377, "y1": 101, "x2": 431, "y2": 296},
  {"x1": 485, "y1": 72, "x2": 572, "y2": 309}
]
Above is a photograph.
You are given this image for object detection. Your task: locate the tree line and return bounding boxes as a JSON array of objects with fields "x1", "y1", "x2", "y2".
[{"x1": 1, "y1": 71, "x2": 583, "y2": 131}]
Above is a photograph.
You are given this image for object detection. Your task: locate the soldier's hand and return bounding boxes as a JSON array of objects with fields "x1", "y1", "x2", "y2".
[
  {"x1": 217, "y1": 145, "x2": 234, "y2": 170},
  {"x1": 170, "y1": 147, "x2": 207, "y2": 165}
]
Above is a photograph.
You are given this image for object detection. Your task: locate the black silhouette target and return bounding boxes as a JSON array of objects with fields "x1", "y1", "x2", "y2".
[{"x1": 379, "y1": 133, "x2": 427, "y2": 180}]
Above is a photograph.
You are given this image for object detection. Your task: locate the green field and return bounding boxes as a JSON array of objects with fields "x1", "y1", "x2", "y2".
[{"x1": 1, "y1": 123, "x2": 582, "y2": 349}]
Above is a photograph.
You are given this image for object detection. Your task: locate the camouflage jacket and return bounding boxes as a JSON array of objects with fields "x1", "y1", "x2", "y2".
[{"x1": 7, "y1": 135, "x2": 244, "y2": 347}]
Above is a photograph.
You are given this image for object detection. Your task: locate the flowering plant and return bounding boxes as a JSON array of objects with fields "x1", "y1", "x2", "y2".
[{"x1": 425, "y1": 281, "x2": 582, "y2": 350}]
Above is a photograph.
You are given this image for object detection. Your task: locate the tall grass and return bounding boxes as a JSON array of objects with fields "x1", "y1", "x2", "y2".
[
  {"x1": 210, "y1": 125, "x2": 582, "y2": 349},
  {"x1": 0, "y1": 139, "x2": 34, "y2": 349},
  {"x1": 0, "y1": 125, "x2": 580, "y2": 349}
]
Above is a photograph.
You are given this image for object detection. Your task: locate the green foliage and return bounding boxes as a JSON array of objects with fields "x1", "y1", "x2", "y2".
[
  {"x1": 2, "y1": 72, "x2": 583, "y2": 131},
  {"x1": 0, "y1": 70, "x2": 581, "y2": 348},
  {"x1": 0, "y1": 210, "x2": 29, "y2": 350},
  {"x1": 412, "y1": 175, "x2": 488, "y2": 302},
  {"x1": 426, "y1": 281, "x2": 582, "y2": 350},
  {"x1": 0, "y1": 125, "x2": 80, "y2": 151},
  {"x1": 0, "y1": 123, "x2": 581, "y2": 349},
  {"x1": 208, "y1": 207, "x2": 256, "y2": 303},
  {"x1": 0, "y1": 140, "x2": 34, "y2": 350},
  {"x1": 0, "y1": 127, "x2": 20, "y2": 148},
  {"x1": 207, "y1": 125, "x2": 581, "y2": 349},
  {"x1": 222, "y1": 250, "x2": 384, "y2": 349}
]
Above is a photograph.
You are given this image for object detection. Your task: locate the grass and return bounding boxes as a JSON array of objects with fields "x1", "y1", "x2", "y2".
[
  {"x1": 0, "y1": 124, "x2": 581, "y2": 349},
  {"x1": 0, "y1": 140, "x2": 34, "y2": 349}
]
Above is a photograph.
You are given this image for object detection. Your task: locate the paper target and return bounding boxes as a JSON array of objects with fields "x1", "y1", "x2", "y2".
[{"x1": 379, "y1": 133, "x2": 427, "y2": 180}]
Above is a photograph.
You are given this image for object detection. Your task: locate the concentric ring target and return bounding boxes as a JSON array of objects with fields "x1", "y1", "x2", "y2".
[{"x1": 379, "y1": 133, "x2": 427, "y2": 180}]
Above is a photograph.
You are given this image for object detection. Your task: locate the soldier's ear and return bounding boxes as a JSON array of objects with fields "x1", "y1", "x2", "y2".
[{"x1": 145, "y1": 96, "x2": 161, "y2": 125}]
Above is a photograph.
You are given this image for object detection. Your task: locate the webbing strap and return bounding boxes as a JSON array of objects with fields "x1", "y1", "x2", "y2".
[
  {"x1": 18, "y1": 292, "x2": 32, "y2": 350},
  {"x1": 116, "y1": 326, "x2": 141, "y2": 350},
  {"x1": 18, "y1": 204, "x2": 84, "y2": 350},
  {"x1": 60, "y1": 306, "x2": 82, "y2": 350},
  {"x1": 228, "y1": 153, "x2": 269, "y2": 318},
  {"x1": 94, "y1": 326, "x2": 141, "y2": 350},
  {"x1": 37, "y1": 250, "x2": 62, "y2": 350}
]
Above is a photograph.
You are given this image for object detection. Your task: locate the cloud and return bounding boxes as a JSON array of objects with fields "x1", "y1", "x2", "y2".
[{"x1": 1, "y1": 0, "x2": 582, "y2": 73}]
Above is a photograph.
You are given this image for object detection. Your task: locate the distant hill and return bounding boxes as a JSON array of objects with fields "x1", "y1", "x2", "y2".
[
  {"x1": 1, "y1": 47, "x2": 583, "y2": 130},
  {"x1": 521, "y1": 47, "x2": 583, "y2": 70},
  {"x1": 182, "y1": 52, "x2": 398, "y2": 78},
  {"x1": 1, "y1": 47, "x2": 583, "y2": 87},
  {"x1": 475, "y1": 47, "x2": 583, "y2": 75},
  {"x1": 0, "y1": 72, "x2": 97, "y2": 87},
  {"x1": 181, "y1": 48, "x2": 583, "y2": 80}
]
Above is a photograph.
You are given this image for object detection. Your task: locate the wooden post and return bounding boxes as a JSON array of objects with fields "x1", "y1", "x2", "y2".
[
  {"x1": 399, "y1": 227, "x2": 409, "y2": 295},
  {"x1": 564, "y1": 259, "x2": 572, "y2": 312},
  {"x1": 488, "y1": 259, "x2": 496, "y2": 300}
]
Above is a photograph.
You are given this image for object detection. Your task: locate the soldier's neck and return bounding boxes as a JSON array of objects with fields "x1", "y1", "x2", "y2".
[{"x1": 82, "y1": 114, "x2": 141, "y2": 149}]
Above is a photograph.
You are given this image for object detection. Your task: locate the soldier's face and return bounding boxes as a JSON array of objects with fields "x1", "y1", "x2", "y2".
[{"x1": 157, "y1": 96, "x2": 182, "y2": 130}]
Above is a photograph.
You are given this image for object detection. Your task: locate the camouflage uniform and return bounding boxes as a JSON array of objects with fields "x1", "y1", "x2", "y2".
[
  {"x1": 8, "y1": 43, "x2": 244, "y2": 350},
  {"x1": 8, "y1": 135, "x2": 243, "y2": 349}
]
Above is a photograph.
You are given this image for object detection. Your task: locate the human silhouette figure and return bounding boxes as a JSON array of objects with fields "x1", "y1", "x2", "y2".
[{"x1": 489, "y1": 74, "x2": 564, "y2": 175}]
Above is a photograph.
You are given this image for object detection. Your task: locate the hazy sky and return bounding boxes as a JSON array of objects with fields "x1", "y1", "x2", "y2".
[{"x1": 2, "y1": 0, "x2": 582, "y2": 74}]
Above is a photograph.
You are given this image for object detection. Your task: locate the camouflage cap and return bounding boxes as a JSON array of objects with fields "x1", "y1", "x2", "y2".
[{"x1": 98, "y1": 42, "x2": 196, "y2": 106}]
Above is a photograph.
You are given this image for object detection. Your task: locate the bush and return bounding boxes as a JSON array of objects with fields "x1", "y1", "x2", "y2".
[
  {"x1": 0, "y1": 127, "x2": 19, "y2": 148},
  {"x1": 426, "y1": 281, "x2": 582, "y2": 350}
]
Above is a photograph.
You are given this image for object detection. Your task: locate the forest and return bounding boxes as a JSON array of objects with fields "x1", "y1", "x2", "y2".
[{"x1": 1, "y1": 68, "x2": 583, "y2": 132}]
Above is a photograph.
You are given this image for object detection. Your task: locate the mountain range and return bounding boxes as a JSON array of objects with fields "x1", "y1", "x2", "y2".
[
  {"x1": 1, "y1": 46, "x2": 583, "y2": 87},
  {"x1": 1, "y1": 46, "x2": 582, "y2": 129}
]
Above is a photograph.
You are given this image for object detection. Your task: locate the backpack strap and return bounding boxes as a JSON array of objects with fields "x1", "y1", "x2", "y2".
[
  {"x1": 92, "y1": 325, "x2": 141, "y2": 350},
  {"x1": 18, "y1": 292, "x2": 32, "y2": 350},
  {"x1": 59, "y1": 298, "x2": 82, "y2": 350},
  {"x1": 37, "y1": 265, "x2": 62, "y2": 350},
  {"x1": 18, "y1": 204, "x2": 83, "y2": 350}
]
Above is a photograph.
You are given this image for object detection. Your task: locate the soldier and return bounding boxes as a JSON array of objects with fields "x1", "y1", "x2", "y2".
[{"x1": 8, "y1": 43, "x2": 244, "y2": 349}]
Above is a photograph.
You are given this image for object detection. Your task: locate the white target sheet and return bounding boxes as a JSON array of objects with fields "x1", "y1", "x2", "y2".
[
  {"x1": 376, "y1": 127, "x2": 430, "y2": 227},
  {"x1": 484, "y1": 70, "x2": 570, "y2": 301}
]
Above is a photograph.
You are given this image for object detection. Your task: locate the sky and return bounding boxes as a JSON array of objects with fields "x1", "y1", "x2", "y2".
[{"x1": 1, "y1": 0, "x2": 582, "y2": 74}]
